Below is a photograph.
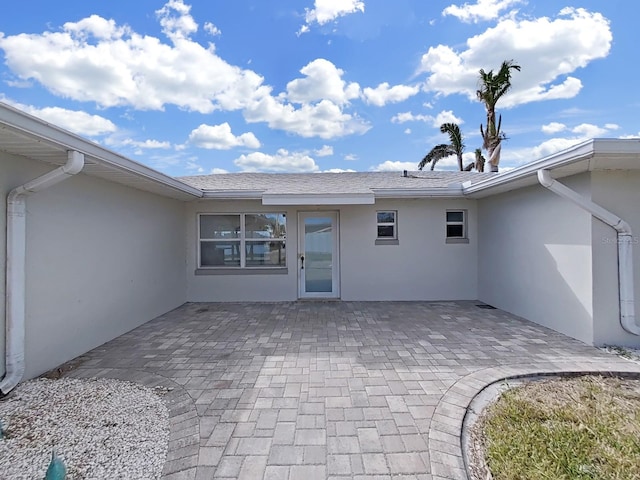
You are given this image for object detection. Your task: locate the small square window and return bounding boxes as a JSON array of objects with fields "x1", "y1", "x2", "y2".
[
  {"x1": 446, "y1": 210, "x2": 467, "y2": 242},
  {"x1": 376, "y1": 211, "x2": 397, "y2": 239}
]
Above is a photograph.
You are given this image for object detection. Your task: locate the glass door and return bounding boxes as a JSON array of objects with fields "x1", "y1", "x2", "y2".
[{"x1": 298, "y1": 212, "x2": 339, "y2": 298}]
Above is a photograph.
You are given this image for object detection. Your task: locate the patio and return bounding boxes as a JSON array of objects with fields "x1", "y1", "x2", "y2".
[{"x1": 66, "y1": 301, "x2": 640, "y2": 479}]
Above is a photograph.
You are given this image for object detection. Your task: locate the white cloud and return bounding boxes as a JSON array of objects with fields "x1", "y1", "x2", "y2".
[
  {"x1": 204, "y1": 22, "x2": 221, "y2": 36},
  {"x1": 188, "y1": 123, "x2": 260, "y2": 150},
  {"x1": 371, "y1": 160, "x2": 418, "y2": 172},
  {"x1": 541, "y1": 122, "x2": 566, "y2": 134},
  {"x1": 434, "y1": 110, "x2": 464, "y2": 126},
  {"x1": 0, "y1": 2, "x2": 265, "y2": 114},
  {"x1": 241, "y1": 58, "x2": 369, "y2": 138},
  {"x1": 391, "y1": 112, "x2": 430, "y2": 124},
  {"x1": 315, "y1": 145, "x2": 334, "y2": 157},
  {"x1": 121, "y1": 138, "x2": 172, "y2": 149},
  {"x1": 156, "y1": 0, "x2": 198, "y2": 40},
  {"x1": 210, "y1": 168, "x2": 229, "y2": 174},
  {"x1": 502, "y1": 122, "x2": 622, "y2": 168},
  {"x1": 0, "y1": 4, "x2": 368, "y2": 141},
  {"x1": 323, "y1": 168, "x2": 356, "y2": 173},
  {"x1": 286, "y1": 59, "x2": 360, "y2": 105},
  {"x1": 528, "y1": 138, "x2": 589, "y2": 162},
  {"x1": 299, "y1": 0, "x2": 365, "y2": 34},
  {"x1": 234, "y1": 149, "x2": 319, "y2": 173},
  {"x1": 185, "y1": 160, "x2": 205, "y2": 173},
  {"x1": 362, "y1": 83, "x2": 420, "y2": 106},
  {"x1": 344, "y1": 154, "x2": 358, "y2": 161},
  {"x1": 391, "y1": 109, "x2": 463, "y2": 128},
  {"x1": 604, "y1": 123, "x2": 620, "y2": 131},
  {"x1": 571, "y1": 123, "x2": 609, "y2": 138},
  {"x1": 404, "y1": 128, "x2": 412, "y2": 135},
  {"x1": 419, "y1": 8, "x2": 612, "y2": 107},
  {"x1": 443, "y1": 0, "x2": 524, "y2": 23},
  {"x1": 244, "y1": 96, "x2": 369, "y2": 139},
  {"x1": 1, "y1": 97, "x2": 116, "y2": 136}
]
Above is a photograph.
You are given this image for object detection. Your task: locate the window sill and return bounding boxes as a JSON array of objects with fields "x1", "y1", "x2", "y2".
[
  {"x1": 445, "y1": 237, "x2": 469, "y2": 244},
  {"x1": 195, "y1": 267, "x2": 288, "y2": 276},
  {"x1": 375, "y1": 238, "x2": 399, "y2": 246}
]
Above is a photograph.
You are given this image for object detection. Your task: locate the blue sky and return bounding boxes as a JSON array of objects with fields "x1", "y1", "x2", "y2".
[{"x1": 1, "y1": 0, "x2": 637, "y2": 176}]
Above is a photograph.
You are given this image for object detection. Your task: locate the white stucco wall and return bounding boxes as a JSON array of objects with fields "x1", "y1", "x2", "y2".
[
  {"x1": 186, "y1": 200, "x2": 298, "y2": 302},
  {"x1": 1, "y1": 152, "x2": 187, "y2": 380},
  {"x1": 590, "y1": 170, "x2": 640, "y2": 346},
  {"x1": 478, "y1": 174, "x2": 595, "y2": 344},
  {"x1": 186, "y1": 198, "x2": 479, "y2": 302},
  {"x1": 340, "y1": 199, "x2": 478, "y2": 301}
]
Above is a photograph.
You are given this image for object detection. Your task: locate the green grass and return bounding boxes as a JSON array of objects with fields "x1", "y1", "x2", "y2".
[{"x1": 480, "y1": 376, "x2": 640, "y2": 480}]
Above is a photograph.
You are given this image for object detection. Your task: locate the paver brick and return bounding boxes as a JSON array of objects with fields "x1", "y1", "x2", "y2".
[{"x1": 68, "y1": 301, "x2": 640, "y2": 480}]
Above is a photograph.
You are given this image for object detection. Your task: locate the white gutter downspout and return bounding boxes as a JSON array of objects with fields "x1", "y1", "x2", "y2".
[
  {"x1": 537, "y1": 169, "x2": 639, "y2": 335},
  {"x1": 1, "y1": 150, "x2": 85, "y2": 394}
]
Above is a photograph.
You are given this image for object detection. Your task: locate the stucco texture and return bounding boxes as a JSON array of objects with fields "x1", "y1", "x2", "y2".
[
  {"x1": 478, "y1": 174, "x2": 595, "y2": 344},
  {"x1": 1, "y1": 152, "x2": 187, "y2": 379}
]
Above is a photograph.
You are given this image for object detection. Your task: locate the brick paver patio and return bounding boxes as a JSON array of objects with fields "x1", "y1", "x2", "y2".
[{"x1": 66, "y1": 301, "x2": 640, "y2": 479}]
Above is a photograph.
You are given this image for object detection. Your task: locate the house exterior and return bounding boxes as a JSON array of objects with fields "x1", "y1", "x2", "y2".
[{"x1": 1, "y1": 102, "x2": 639, "y2": 390}]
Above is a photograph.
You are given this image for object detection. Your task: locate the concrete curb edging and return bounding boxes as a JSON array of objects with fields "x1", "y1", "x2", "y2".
[
  {"x1": 427, "y1": 359, "x2": 640, "y2": 480},
  {"x1": 67, "y1": 367, "x2": 199, "y2": 480}
]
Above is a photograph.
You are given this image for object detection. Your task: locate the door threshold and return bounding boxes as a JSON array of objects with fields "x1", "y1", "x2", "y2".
[{"x1": 297, "y1": 298, "x2": 341, "y2": 302}]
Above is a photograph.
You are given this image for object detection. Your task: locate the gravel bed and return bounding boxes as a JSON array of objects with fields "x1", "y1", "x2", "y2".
[
  {"x1": 601, "y1": 345, "x2": 640, "y2": 364},
  {"x1": 0, "y1": 377, "x2": 169, "y2": 479}
]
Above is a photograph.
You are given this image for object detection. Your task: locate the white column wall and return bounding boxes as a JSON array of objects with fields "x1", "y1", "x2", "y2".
[
  {"x1": 590, "y1": 170, "x2": 640, "y2": 346},
  {"x1": 478, "y1": 174, "x2": 595, "y2": 344},
  {"x1": 2, "y1": 152, "x2": 187, "y2": 379}
]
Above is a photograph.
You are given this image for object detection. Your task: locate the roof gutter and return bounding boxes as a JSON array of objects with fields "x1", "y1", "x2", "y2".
[
  {"x1": 537, "y1": 169, "x2": 638, "y2": 336},
  {"x1": 0, "y1": 102, "x2": 202, "y2": 200},
  {"x1": 463, "y1": 140, "x2": 597, "y2": 196},
  {"x1": 1, "y1": 150, "x2": 85, "y2": 394}
]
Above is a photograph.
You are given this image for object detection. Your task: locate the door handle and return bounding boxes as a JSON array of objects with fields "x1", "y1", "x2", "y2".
[{"x1": 300, "y1": 255, "x2": 304, "y2": 270}]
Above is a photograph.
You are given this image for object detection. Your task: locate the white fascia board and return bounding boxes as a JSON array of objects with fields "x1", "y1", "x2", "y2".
[
  {"x1": 0, "y1": 102, "x2": 203, "y2": 198},
  {"x1": 373, "y1": 187, "x2": 464, "y2": 198},
  {"x1": 262, "y1": 193, "x2": 375, "y2": 205},
  {"x1": 201, "y1": 190, "x2": 264, "y2": 200},
  {"x1": 462, "y1": 139, "x2": 598, "y2": 196}
]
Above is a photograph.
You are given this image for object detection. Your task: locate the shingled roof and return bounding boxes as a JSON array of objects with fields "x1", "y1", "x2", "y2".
[{"x1": 178, "y1": 171, "x2": 494, "y2": 195}]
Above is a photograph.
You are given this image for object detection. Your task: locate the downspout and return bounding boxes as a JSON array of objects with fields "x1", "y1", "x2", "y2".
[
  {"x1": 537, "y1": 169, "x2": 638, "y2": 335},
  {"x1": 1, "y1": 150, "x2": 85, "y2": 394}
]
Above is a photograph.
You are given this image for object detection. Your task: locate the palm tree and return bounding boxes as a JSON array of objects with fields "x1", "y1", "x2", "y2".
[
  {"x1": 474, "y1": 148, "x2": 486, "y2": 172},
  {"x1": 477, "y1": 60, "x2": 520, "y2": 172},
  {"x1": 419, "y1": 123, "x2": 465, "y2": 171}
]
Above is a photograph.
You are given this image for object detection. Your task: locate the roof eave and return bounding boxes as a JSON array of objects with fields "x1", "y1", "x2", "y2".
[
  {"x1": 0, "y1": 102, "x2": 203, "y2": 200},
  {"x1": 262, "y1": 193, "x2": 375, "y2": 205},
  {"x1": 373, "y1": 187, "x2": 465, "y2": 198},
  {"x1": 462, "y1": 139, "x2": 596, "y2": 197},
  {"x1": 201, "y1": 190, "x2": 265, "y2": 200},
  {"x1": 462, "y1": 139, "x2": 640, "y2": 198}
]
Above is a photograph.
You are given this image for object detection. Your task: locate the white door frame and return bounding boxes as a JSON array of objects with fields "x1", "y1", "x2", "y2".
[{"x1": 297, "y1": 211, "x2": 340, "y2": 299}]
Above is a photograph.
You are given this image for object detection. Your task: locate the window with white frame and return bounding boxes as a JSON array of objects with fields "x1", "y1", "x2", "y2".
[
  {"x1": 376, "y1": 211, "x2": 397, "y2": 239},
  {"x1": 199, "y1": 213, "x2": 286, "y2": 268},
  {"x1": 446, "y1": 210, "x2": 466, "y2": 239}
]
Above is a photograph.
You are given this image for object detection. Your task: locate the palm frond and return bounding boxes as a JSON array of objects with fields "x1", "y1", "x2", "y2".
[
  {"x1": 418, "y1": 144, "x2": 455, "y2": 171},
  {"x1": 440, "y1": 123, "x2": 465, "y2": 155}
]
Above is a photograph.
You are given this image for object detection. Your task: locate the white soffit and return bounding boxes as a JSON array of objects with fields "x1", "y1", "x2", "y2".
[
  {"x1": 464, "y1": 139, "x2": 640, "y2": 198},
  {"x1": 0, "y1": 103, "x2": 201, "y2": 201},
  {"x1": 262, "y1": 193, "x2": 375, "y2": 205}
]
